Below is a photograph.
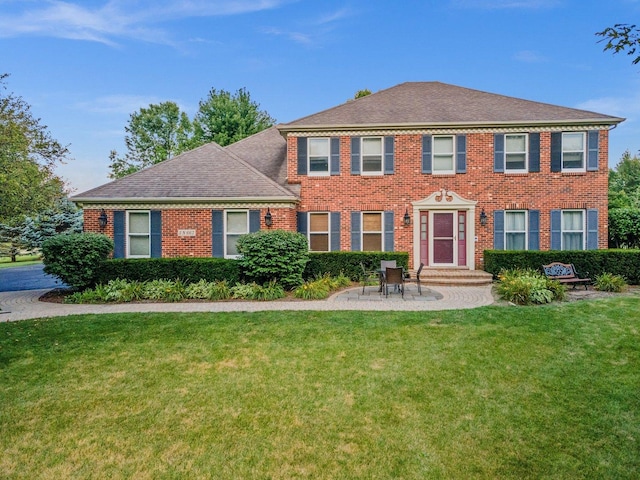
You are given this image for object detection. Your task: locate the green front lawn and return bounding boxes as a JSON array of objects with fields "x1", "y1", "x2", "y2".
[
  {"x1": 1, "y1": 300, "x2": 638, "y2": 478},
  {"x1": 0, "y1": 255, "x2": 42, "y2": 269}
]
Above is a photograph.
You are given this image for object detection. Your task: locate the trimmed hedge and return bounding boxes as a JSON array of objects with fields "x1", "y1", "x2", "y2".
[
  {"x1": 95, "y1": 257, "x2": 241, "y2": 285},
  {"x1": 484, "y1": 249, "x2": 640, "y2": 285},
  {"x1": 304, "y1": 251, "x2": 409, "y2": 281}
]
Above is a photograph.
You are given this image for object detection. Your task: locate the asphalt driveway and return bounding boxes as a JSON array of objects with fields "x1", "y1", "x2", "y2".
[{"x1": 0, "y1": 264, "x2": 66, "y2": 292}]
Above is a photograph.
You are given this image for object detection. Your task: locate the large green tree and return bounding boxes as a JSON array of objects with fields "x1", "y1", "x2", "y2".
[
  {"x1": 191, "y1": 87, "x2": 275, "y2": 147},
  {"x1": 0, "y1": 74, "x2": 68, "y2": 225},
  {"x1": 597, "y1": 23, "x2": 640, "y2": 65},
  {"x1": 608, "y1": 150, "x2": 640, "y2": 248},
  {"x1": 109, "y1": 101, "x2": 193, "y2": 179}
]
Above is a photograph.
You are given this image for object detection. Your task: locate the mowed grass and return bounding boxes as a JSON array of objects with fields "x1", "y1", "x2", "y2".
[{"x1": 1, "y1": 299, "x2": 639, "y2": 479}]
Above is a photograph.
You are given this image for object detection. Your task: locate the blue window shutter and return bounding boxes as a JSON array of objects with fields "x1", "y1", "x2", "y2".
[
  {"x1": 528, "y1": 210, "x2": 540, "y2": 250},
  {"x1": 330, "y1": 212, "x2": 341, "y2": 251},
  {"x1": 550, "y1": 210, "x2": 562, "y2": 250},
  {"x1": 456, "y1": 134, "x2": 467, "y2": 173},
  {"x1": 587, "y1": 131, "x2": 599, "y2": 171},
  {"x1": 297, "y1": 137, "x2": 307, "y2": 175},
  {"x1": 296, "y1": 211, "x2": 307, "y2": 235},
  {"x1": 150, "y1": 210, "x2": 162, "y2": 258},
  {"x1": 350, "y1": 137, "x2": 361, "y2": 175},
  {"x1": 422, "y1": 135, "x2": 432, "y2": 174},
  {"x1": 249, "y1": 210, "x2": 261, "y2": 233},
  {"x1": 529, "y1": 133, "x2": 540, "y2": 173},
  {"x1": 113, "y1": 211, "x2": 125, "y2": 258},
  {"x1": 384, "y1": 136, "x2": 395, "y2": 174},
  {"x1": 494, "y1": 134, "x2": 505, "y2": 173},
  {"x1": 351, "y1": 212, "x2": 361, "y2": 251},
  {"x1": 330, "y1": 137, "x2": 340, "y2": 175},
  {"x1": 212, "y1": 210, "x2": 224, "y2": 258},
  {"x1": 587, "y1": 209, "x2": 598, "y2": 250},
  {"x1": 551, "y1": 133, "x2": 562, "y2": 172},
  {"x1": 384, "y1": 211, "x2": 394, "y2": 252},
  {"x1": 493, "y1": 210, "x2": 505, "y2": 250}
]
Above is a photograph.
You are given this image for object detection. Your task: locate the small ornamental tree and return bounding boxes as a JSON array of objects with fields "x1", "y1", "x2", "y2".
[
  {"x1": 42, "y1": 233, "x2": 113, "y2": 290},
  {"x1": 237, "y1": 230, "x2": 309, "y2": 290}
]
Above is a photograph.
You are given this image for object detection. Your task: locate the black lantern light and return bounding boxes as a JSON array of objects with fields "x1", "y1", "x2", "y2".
[
  {"x1": 98, "y1": 209, "x2": 108, "y2": 230},
  {"x1": 479, "y1": 208, "x2": 488, "y2": 227},
  {"x1": 264, "y1": 208, "x2": 273, "y2": 227},
  {"x1": 403, "y1": 208, "x2": 411, "y2": 226}
]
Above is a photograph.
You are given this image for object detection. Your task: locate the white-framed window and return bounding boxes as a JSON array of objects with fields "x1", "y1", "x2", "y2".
[
  {"x1": 562, "y1": 210, "x2": 585, "y2": 250},
  {"x1": 361, "y1": 137, "x2": 383, "y2": 175},
  {"x1": 505, "y1": 210, "x2": 527, "y2": 250},
  {"x1": 362, "y1": 212, "x2": 383, "y2": 251},
  {"x1": 127, "y1": 211, "x2": 150, "y2": 258},
  {"x1": 225, "y1": 210, "x2": 249, "y2": 258},
  {"x1": 433, "y1": 136, "x2": 455, "y2": 174},
  {"x1": 309, "y1": 212, "x2": 330, "y2": 252},
  {"x1": 562, "y1": 132, "x2": 586, "y2": 171},
  {"x1": 505, "y1": 134, "x2": 527, "y2": 172},
  {"x1": 308, "y1": 138, "x2": 330, "y2": 176}
]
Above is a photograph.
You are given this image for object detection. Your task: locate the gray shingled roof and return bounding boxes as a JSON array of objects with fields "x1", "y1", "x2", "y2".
[
  {"x1": 280, "y1": 82, "x2": 624, "y2": 130},
  {"x1": 72, "y1": 138, "x2": 296, "y2": 203}
]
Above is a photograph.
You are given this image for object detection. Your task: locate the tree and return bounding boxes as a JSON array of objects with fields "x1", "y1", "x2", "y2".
[
  {"x1": 191, "y1": 88, "x2": 275, "y2": 147},
  {"x1": 608, "y1": 150, "x2": 640, "y2": 247},
  {"x1": 109, "y1": 101, "x2": 193, "y2": 178},
  {"x1": 596, "y1": 23, "x2": 640, "y2": 65},
  {"x1": 0, "y1": 74, "x2": 69, "y2": 224},
  {"x1": 21, "y1": 198, "x2": 83, "y2": 250}
]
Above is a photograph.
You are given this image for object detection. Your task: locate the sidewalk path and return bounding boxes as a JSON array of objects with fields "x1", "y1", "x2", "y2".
[{"x1": 0, "y1": 284, "x2": 495, "y2": 322}]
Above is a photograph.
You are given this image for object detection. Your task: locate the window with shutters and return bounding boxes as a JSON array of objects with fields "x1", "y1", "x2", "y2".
[
  {"x1": 562, "y1": 132, "x2": 586, "y2": 171},
  {"x1": 308, "y1": 213, "x2": 330, "y2": 251},
  {"x1": 308, "y1": 138, "x2": 330, "y2": 176},
  {"x1": 562, "y1": 210, "x2": 585, "y2": 250},
  {"x1": 127, "y1": 211, "x2": 150, "y2": 258},
  {"x1": 505, "y1": 134, "x2": 528, "y2": 172},
  {"x1": 433, "y1": 136, "x2": 455, "y2": 174},
  {"x1": 225, "y1": 210, "x2": 249, "y2": 258},
  {"x1": 362, "y1": 212, "x2": 383, "y2": 251},
  {"x1": 361, "y1": 137, "x2": 383, "y2": 175},
  {"x1": 505, "y1": 211, "x2": 527, "y2": 250}
]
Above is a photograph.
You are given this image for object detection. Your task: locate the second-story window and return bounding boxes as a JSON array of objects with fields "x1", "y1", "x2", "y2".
[
  {"x1": 505, "y1": 134, "x2": 527, "y2": 172},
  {"x1": 308, "y1": 138, "x2": 329, "y2": 175},
  {"x1": 433, "y1": 136, "x2": 455, "y2": 174},
  {"x1": 562, "y1": 132, "x2": 585, "y2": 171},
  {"x1": 362, "y1": 137, "x2": 383, "y2": 174}
]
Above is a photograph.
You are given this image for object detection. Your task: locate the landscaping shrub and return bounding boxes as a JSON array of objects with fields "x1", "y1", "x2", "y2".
[
  {"x1": 237, "y1": 230, "x2": 309, "y2": 289},
  {"x1": 42, "y1": 233, "x2": 113, "y2": 289},
  {"x1": 294, "y1": 274, "x2": 353, "y2": 300},
  {"x1": 304, "y1": 251, "x2": 409, "y2": 281},
  {"x1": 185, "y1": 279, "x2": 231, "y2": 301},
  {"x1": 497, "y1": 268, "x2": 566, "y2": 305},
  {"x1": 229, "y1": 281, "x2": 285, "y2": 301},
  {"x1": 594, "y1": 272, "x2": 628, "y2": 292}
]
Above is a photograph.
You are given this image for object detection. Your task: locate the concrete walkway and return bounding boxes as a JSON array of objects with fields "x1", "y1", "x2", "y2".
[{"x1": 0, "y1": 283, "x2": 496, "y2": 322}]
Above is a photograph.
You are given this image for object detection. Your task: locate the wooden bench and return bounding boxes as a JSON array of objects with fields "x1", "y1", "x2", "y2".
[{"x1": 542, "y1": 262, "x2": 591, "y2": 290}]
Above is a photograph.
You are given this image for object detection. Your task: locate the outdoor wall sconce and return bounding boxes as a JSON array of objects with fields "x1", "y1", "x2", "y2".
[
  {"x1": 403, "y1": 208, "x2": 411, "y2": 226},
  {"x1": 264, "y1": 208, "x2": 273, "y2": 227},
  {"x1": 479, "y1": 208, "x2": 488, "y2": 227},
  {"x1": 98, "y1": 209, "x2": 108, "y2": 230}
]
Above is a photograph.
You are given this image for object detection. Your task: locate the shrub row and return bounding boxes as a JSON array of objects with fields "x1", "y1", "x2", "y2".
[
  {"x1": 484, "y1": 250, "x2": 640, "y2": 285},
  {"x1": 304, "y1": 251, "x2": 409, "y2": 281}
]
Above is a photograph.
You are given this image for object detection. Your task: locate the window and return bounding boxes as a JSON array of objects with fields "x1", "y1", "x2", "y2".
[
  {"x1": 308, "y1": 213, "x2": 330, "y2": 251},
  {"x1": 505, "y1": 134, "x2": 527, "y2": 172},
  {"x1": 127, "y1": 211, "x2": 150, "y2": 258},
  {"x1": 362, "y1": 212, "x2": 383, "y2": 251},
  {"x1": 433, "y1": 136, "x2": 455, "y2": 174},
  {"x1": 308, "y1": 138, "x2": 329, "y2": 175},
  {"x1": 362, "y1": 137, "x2": 383, "y2": 174},
  {"x1": 225, "y1": 210, "x2": 249, "y2": 258},
  {"x1": 562, "y1": 210, "x2": 584, "y2": 250},
  {"x1": 505, "y1": 211, "x2": 527, "y2": 250},
  {"x1": 562, "y1": 132, "x2": 585, "y2": 171}
]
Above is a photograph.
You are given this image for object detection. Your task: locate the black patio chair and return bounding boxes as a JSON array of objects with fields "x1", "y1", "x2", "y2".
[
  {"x1": 404, "y1": 263, "x2": 424, "y2": 295},
  {"x1": 385, "y1": 267, "x2": 405, "y2": 298}
]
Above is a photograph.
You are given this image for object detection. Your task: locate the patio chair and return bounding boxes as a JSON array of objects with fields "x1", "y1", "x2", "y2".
[
  {"x1": 360, "y1": 262, "x2": 380, "y2": 294},
  {"x1": 385, "y1": 267, "x2": 405, "y2": 298},
  {"x1": 404, "y1": 263, "x2": 424, "y2": 295}
]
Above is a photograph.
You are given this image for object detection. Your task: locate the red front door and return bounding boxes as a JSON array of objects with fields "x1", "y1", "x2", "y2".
[{"x1": 432, "y1": 212, "x2": 455, "y2": 265}]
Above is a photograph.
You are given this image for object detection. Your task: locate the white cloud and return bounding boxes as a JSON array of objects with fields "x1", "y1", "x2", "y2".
[
  {"x1": 513, "y1": 50, "x2": 548, "y2": 63},
  {"x1": 576, "y1": 92, "x2": 640, "y2": 120},
  {"x1": 76, "y1": 94, "x2": 166, "y2": 114},
  {"x1": 451, "y1": 0, "x2": 560, "y2": 8}
]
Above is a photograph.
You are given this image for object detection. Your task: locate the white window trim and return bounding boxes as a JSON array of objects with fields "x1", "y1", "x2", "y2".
[
  {"x1": 504, "y1": 210, "x2": 528, "y2": 250},
  {"x1": 361, "y1": 137, "x2": 384, "y2": 176},
  {"x1": 432, "y1": 135, "x2": 456, "y2": 175},
  {"x1": 561, "y1": 209, "x2": 586, "y2": 250},
  {"x1": 308, "y1": 138, "x2": 330, "y2": 177},
  {"x1": 308, "y1": 212, "x2": 330, "y2": 252},
  {"x1": 361, "y1": 211, "x2": 384, "y2": 251},
  {"x1": 504, "y1": 133, "x2": 528, "y2": 174},
  {"x1": 224, "y1": 210, "x2": 250, "y2": 259},
  {"x1": 126, "y1": 210, "x2": 150, "y2": 259},
  {"x1": 561, "y1": 132, "x2": 586, "y2": 172}
]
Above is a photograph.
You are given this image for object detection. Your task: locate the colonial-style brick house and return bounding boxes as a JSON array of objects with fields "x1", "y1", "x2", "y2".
[{"x1": 72, "y1": 82, "x2": 624, "y2": 271}]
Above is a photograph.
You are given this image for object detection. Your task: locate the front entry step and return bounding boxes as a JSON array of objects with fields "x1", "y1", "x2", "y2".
[{"x1": 411, "y1": 269, "x2": 494, "y2": 286}]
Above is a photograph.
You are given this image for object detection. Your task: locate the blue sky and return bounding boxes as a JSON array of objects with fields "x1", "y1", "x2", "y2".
[{"x1": 1, "y1": 0, "x2": 639, "y2": 193}]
